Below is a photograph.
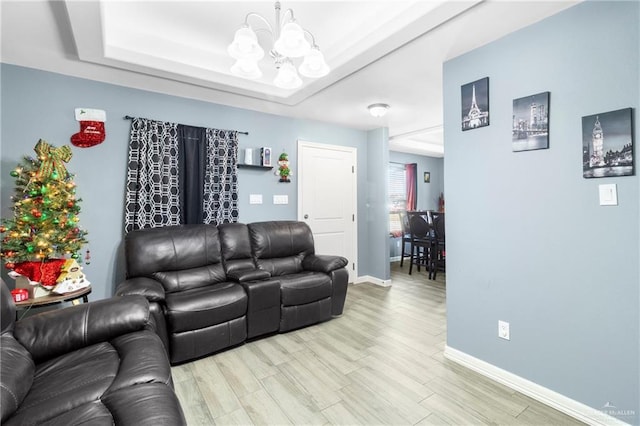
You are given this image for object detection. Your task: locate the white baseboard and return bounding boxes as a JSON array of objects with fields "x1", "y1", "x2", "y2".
[
  {"x1": 354, "y1": 275, "x2": 392, "y2": 287},
  {"x1": 444, "y1": 346, "x2": 630, "y2": 426},
  {"x1": 389, "y1": 256, "x2": 401, "y2": 262}
]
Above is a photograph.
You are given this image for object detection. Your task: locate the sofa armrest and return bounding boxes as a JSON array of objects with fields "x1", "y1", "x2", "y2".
[
  {"x1": 116, "y1": 277, "x2": 166, "y2": 303},
  {"x1": 227, "y1": 269, "x2": 271, "y2": 283},
  {"x1": 14, "y1": 295, "x2": 151, "y2": 363},
  {"x1": 302, "y1": 254, "x2": 348, "y2": 274}
]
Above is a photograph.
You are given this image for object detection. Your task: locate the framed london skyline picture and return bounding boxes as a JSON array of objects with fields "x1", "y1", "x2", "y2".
[
  {"x1": 582, "y1": 107, "x2": 634, "y2": 178},
  {"x1": 512, "y1": 91, "x2": 550, "y2": 152},
  {"x1": 461, "y1": 77, "x2": 489, "y2": 131}
]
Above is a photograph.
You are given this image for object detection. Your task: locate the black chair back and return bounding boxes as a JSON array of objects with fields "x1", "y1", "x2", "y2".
[
  {"x1": 408, "y1": 213, "x2": 430, "y2": 239},
  {"x1": 433, "y1": 213, "x2": 445, "y2": 241},
  {"x1": 400, "y1": 212, "x2": 410, "y2": 236}
]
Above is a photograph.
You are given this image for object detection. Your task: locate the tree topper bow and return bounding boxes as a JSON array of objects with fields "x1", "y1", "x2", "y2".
[{"x1": 34, "y1": 139, "x2": 73, "y2": 180}]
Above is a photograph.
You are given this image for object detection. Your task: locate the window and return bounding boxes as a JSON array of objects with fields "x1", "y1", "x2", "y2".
[
  {"x1": 388, "y1": 163, "x2": 406, "y2": 212},
  {"x1": 388, "y1": 163, "x2": 406, "y2": 235}
]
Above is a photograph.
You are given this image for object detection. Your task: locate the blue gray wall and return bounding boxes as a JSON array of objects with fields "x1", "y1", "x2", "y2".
[
  {"x1": 365, "y1": 128, "x2": 390, "y2": 281},
  {"x1": 444, "y1": 1, "x2": 639, "y2": 423},
  {"x1": 0, "y1": 64, "x2": 387, "y2": 299}
]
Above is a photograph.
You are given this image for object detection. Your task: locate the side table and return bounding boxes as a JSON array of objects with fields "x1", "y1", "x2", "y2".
[{"x1": 14, "y1": 285, "x2": 92, "y2": 319}]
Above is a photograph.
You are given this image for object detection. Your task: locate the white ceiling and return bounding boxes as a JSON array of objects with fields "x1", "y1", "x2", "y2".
[{"x1": 1, "y1": 0, "x2": 579, "y2": 157}]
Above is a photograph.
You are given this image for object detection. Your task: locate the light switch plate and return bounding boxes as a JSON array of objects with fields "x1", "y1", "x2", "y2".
[
  {"x1": 599, "y1": 184, "x2": 618, "y2": 206},
  {"x1": 273, "y1": 195, "x2": 288, "y2": 205},
  {"x1": 249, "y1": 194, "x2": 262, "y2": 205}
]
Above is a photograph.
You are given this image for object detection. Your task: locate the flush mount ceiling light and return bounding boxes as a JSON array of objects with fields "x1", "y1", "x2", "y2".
[
  {"x1": 368, "y1": 103, "x2": 390, "y2": 118},
  {"x1": 227, "y1": 1, "x2": 330, "y2": 90}
]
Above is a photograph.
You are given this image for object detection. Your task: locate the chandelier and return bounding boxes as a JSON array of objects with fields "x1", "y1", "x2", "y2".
[{"x1": 227, "y1": 1, "x2": 330, "y2": 90}]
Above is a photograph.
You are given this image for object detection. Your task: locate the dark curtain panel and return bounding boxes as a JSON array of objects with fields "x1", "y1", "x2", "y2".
[
  {"x1": 405, "y1": 163, "x2": 417, "y2": 211},
  {"x1": 178, "y1": 125, "x2": 206, "y2": 224}
]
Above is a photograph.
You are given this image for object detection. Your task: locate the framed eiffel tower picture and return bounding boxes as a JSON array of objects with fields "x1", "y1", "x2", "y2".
[{"x1": 461, "y1": 77, "x2": 490, "y2": 131}]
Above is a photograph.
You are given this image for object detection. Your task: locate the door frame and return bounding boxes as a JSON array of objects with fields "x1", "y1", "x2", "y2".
[{"x1": 297, "y1": 139, "x2": 358, "y2": 281}]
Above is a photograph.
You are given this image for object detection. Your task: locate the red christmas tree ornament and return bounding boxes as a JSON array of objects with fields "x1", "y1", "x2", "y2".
[{"x1": 71, "y1": 108, "x2": 106, "y2": 148}]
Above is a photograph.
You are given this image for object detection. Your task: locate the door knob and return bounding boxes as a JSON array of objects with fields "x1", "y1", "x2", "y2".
[{"x1": 304, "y1": 214, "x2": 309, "y2": 219}]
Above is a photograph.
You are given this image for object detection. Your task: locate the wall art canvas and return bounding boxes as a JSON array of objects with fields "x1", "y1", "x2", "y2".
[
  {"x1": 582, "y1": 107, "x2": 634, "y2": 178},
  {"x1": 461, "y1": 77, "x2": 489, "y2": 131},
  {"x1": 512, "y1": 91, "x2": 550, "y2": 152}
]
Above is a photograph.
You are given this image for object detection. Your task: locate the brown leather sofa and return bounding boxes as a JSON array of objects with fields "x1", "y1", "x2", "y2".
[
  {"x1": 116, "y1": 221, "x2": 349, "y2": 364},
  {"x1": 0, "y1": 280, "x2": 185, "y2": 425}
]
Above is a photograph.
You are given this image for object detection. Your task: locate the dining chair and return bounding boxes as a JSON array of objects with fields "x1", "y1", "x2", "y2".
[
  {"x1": 399, "y1": 211, "x2": 412, "y2": 267},
  {"x1": 407, "y1": 212, "x2": 432, "y2": 275},
  {"x1": 429, "y1": 212, "x2": 445, "y2": 280}
]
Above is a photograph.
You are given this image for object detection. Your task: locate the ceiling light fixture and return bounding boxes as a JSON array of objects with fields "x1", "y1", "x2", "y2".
[
  {"x1": 368, "y1": 103, "x2": 390, "y2": 118},
  {"x1": 227, "y1": 1, "x2": 330, "y2": 90}
]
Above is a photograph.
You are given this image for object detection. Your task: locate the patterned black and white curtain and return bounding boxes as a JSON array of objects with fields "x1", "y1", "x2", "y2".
[
  {"x1": 124, "y1": 117, "x2": 238, "y2": 232},
  {"x1": 125, "y1": 118, "x2": 180, "y2": 233},
  {"x1": 204, "y1": 129, "x2": 239, "y2": 224}
]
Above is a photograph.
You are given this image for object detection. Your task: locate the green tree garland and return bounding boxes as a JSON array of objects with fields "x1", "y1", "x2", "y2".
[{"x1": 0, "y1": 140, "x2": 88, "y2": 267}]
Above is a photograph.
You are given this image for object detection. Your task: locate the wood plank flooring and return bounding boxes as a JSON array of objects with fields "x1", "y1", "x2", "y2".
[{"x1": 173, "y1": 263, "x2": 585, "y2": 425}]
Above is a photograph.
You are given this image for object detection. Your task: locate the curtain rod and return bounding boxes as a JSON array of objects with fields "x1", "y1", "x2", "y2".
[{"x1": 123, "y1": 115, "x2": 249, "y2": 135}]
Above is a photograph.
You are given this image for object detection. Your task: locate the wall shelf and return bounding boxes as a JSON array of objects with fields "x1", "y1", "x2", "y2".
[{"x1": 238, "y1": 164, "x2": 273, "y2": 170}]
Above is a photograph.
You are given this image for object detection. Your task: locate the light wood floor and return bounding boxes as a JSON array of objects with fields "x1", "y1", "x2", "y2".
[{"x1": 173, "y1": 263, "x2": 584, "y2": 425}]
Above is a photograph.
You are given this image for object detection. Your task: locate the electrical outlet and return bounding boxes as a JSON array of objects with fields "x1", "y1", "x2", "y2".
[{"x1": 498, "y1": 320, "x2": 510, "y2": 340}]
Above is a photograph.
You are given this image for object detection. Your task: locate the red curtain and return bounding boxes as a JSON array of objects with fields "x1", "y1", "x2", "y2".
[{"x1": 405, "y1": 163, "x2": 417, "y2": 211}]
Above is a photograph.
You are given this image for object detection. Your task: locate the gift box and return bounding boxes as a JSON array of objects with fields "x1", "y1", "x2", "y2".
[{"x1": 10, "y1": 288, "x2": 29, "y2": 302}]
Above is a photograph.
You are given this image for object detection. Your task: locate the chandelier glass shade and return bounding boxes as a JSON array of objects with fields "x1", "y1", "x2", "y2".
[{"x1": 227, "y1": 2, "x2": 330, "y2": 89}]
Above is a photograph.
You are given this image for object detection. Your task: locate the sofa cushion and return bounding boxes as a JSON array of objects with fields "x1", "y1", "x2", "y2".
[
  {"x1": 152, "y1": 263, "x2": 227, "y2": 293},
  {"x1": 0, "y1": 335, "x2": 34, "y2": 423},
  {"x1": 5, "y1": 331, "x2": 172, "y2": 426},
  {"x1": 279, "y1": 272, "x2": 332, "y2": 306},
  {"x1": 125, "y1": 224, "x2": 222, "y2": 282},
  {"x1": 249, "y1": 221, "x2": 314, "y2": 258},
  {"x1": 218, "y1": 223, "x2": 256, "y2": 274},
  {"x1": 8, "y1": 342, "x2": 119, "y2": 425},
  {"x1": 165, "y1": 282, "x2": 247, "y2": 333}
]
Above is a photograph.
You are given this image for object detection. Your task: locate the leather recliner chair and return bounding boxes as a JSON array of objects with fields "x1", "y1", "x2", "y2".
[
  {"x1": 248, "y1": 221, "x2": 349, "y2": 332},
  {"x1": 0, "y1": 280, "x2": 185, "y2": 425},
  {"x1": 117, "y1": 224, "x2": 248, "y2": 364}
]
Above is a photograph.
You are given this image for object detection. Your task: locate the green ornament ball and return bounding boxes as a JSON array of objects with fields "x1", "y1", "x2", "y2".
[
  {"x1": 51, "y1": 172, "x2": 59, "y2": 179},
  {"x1": 30, "y1": 190, "x2": 38, "y2": 197},
  {"x1": 26, "y1": 245, "x2": 34, "y2": 253},
  {"x1": 71, "y1": 253, "x2": 79, "y2": 259},
  {"x1": 10, "y1": 170, "x2": 19, "y2": 178}
]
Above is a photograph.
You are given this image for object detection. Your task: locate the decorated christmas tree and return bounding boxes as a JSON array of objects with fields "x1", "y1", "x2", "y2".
[{"x1": 0, "y1": 140, "x2": 88, "y2": 285}]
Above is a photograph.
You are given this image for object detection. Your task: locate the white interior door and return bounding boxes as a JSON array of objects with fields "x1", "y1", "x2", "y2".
[{"x1": 298, "y1": 140, "x2": 357, "y2": 283}]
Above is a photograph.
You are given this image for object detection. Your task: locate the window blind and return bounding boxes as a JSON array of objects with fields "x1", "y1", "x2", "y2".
[{"x1": 388, "y1": 162, "x2": 406, "y2": 234}]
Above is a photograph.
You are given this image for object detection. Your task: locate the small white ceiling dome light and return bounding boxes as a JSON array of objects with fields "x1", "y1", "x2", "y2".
[{"x1": 368, "y1": 103, "x2": 390, "y2": 118}]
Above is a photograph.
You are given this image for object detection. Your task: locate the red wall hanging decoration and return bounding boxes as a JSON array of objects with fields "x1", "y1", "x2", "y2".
[{"x1": 71, "y1": 108, "x2": 106, "y2": 147}]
